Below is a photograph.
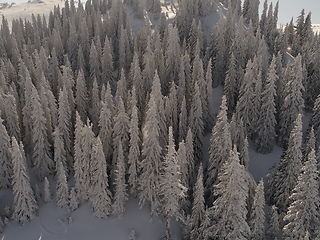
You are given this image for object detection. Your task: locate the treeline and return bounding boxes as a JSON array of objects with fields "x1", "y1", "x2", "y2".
[{"x1": 0, "y1": 0, "x2": 320, "y2": 239}]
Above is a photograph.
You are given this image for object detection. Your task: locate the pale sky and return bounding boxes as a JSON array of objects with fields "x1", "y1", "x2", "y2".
[{"x1": 264, "y1": 0, "x2": 320, "y2": 25}]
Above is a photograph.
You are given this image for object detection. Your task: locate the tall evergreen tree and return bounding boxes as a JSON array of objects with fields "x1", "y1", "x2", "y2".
[
  {"x1": 90, "y1": 137, "x2": 112, "y2": 218},
  {"x1": 113, "y1": 141, "x2": 128, "y2": 216},
  {"x1": 190, "y1": 163, "x2": 206, "y2": 240},
  {"x1": 139, "y1": 95, "x2": 162, "y2": 215},
  {"x1": 128, "y1": 89, "x2": 141, "y2": 196},
  {"x1": 283, "y1": 149, "x2": 320, "y2": 239},
  {"x1": 207, "y1": 147, "x2": 250, "y2": 239},
  {"x1": 273, "y1": 114, "x2": 303, "y2": 214},
  {"x1": 159, "y1": 127, "x2": 186, "y2": 240},
  {"x1": 266, "y1": 205, "x2": 280, "y2": 240},
  {"x1": 206, "y1": 96, "x2": 232, "y2": 199},
  {"x1": 249, "y1": 179, "x2": 266, "y2": 240},
  {"x1": 188, "y1": 81, "x2": 204, "y2": 162},
  {"x1": 30, "y1": 84, "x2": 53, "y2": 179},
  {"x1": 11, "y1": 137, "x2": 37, "y2": 225},
  {"x1": 278, "y1": 55, "x2": 305, "y2": 147},
  {"x1": 0, "y1": 113, "x2": 12, "y2": 189},
  {"x1": 55, "y1": 158, "x2": 69, "y2": 208},
  {"x1": 255, "y1": 56, "x2": 278, "y2": 154}
]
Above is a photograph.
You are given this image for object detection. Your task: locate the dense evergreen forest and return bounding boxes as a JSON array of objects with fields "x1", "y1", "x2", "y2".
[{"x1": 0, "y1": 0, "x2": 320, "y2": 239}]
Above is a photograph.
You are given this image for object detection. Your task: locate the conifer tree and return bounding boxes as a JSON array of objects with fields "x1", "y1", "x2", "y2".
[
  {"x1": 267, "y1": 205, "x2": 280, "y2": 240},
  {"x1": 57, "y1": 87, "x2": 73, "y2": 169},
  {"x1": 113, "y1": 141, "x2": 128, "y2": 216},
  {"x1": 206, "y1": 96, "x2": 232, "y2": 198},
  {"x1": 128, "y1": 90, "x2": 141, "y2": 196},
  {"x1": 43, "y1": 177, "x2": 52, "y2": 203},
  {"x1": 101, "y1": 37, "x2": 114, "y2": 88},
  {"x1": 190, "y1": 163, "x2": 206, "y2": 240},
  {"x1": 98, "y1": 99, "x2": 113, "y2": 164},
  {"x1": 235, "y1": 59, "x2": 256, "y2": 137},
  {"x1": 188, "y1": 81, "x2": 204, "y2": 162},
  {"x1": 185, "y1": 128, "x2": 194, "y2": 186},
  {"x1": 11, "y1": 137, "x2": 37, "y2": 225},
  {"x1": 56, "y1": 159, "x2": 69, "y2": 208},
  {"x1": 112, "y1": 98, "x2": 129, "y2": 177},
  {"x1": 249, "y1": 179, "x2": 266, "y2": 240},
  {"x1": 4, "y1": 91, "x2": 21, "y2": 142},
  {"x1": 75, "y1": 69, "x2": 88, "y2": 122},
  {"x1": 0, "y1": 113, "x2": 12, "y2": 189},
  {"x1": 255, "y1": 56, "x2": 278, "y2": 154},
  {"x1": 274, "y1": 114, "x2": 303, "y2": 214},
  {"x1": 207, "y1": 147, "x2": 250, "y2": 239},
  {"x1": 69, "y1": 187, "x2": 78, "y2": 212},
  {"x1": 159, "y1": 127, "x2": 186, "y2": 240},
  {"x1": 283, "y1": 149, "x2": 320, "y2": 239},
  {"x1": 31, "y1": 84, "x2": 53, "y2": 179},
  {"x1": 90, "y1": 137, "x2": 112, "y2": 218},
  {"x1": 139, "y1": 95, "x2": 162, "y2": 215},
  {"x1": 278, "y1": 55, "x2": 305, "y2": 147},
  {"x1": 178, "y1": 96, "x2": 188, "y2": 143}
]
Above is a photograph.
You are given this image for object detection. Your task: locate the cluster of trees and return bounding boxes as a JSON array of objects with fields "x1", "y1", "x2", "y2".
[{"x1": 0, "y1": 0, "x2": 320, "y2": 238}]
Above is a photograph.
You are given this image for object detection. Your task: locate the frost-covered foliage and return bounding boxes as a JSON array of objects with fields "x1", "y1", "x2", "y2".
[{"x1": 0, "y1": 0, "x2": 319, "y2": 236}]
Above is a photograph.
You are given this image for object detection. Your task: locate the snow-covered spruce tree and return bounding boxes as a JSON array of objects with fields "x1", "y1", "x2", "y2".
[
  {"x1": 0, "y1": 113, "x2": 12, "y2": 189},
  {"x1": 150, "y1": 71, "x2": 167, "y2": 148},
  {"x1": 11, "y1": 137, "x2": 37, "y2": 225},
  {"x1": 30, "y1": 83, "x2": 53, "y2": 180},
  {"x1": 235, "y1": 59, "x2": 256, "y2": 138},
  {"x1": 43, "y1": 177, "x2": 52, "y2": 203},
  {"x1": 139, "y1": 95, "x2": 162, "y2": 215},
  {"x1": 112, "y1": 98, "x2": 129, "y2": 179},
  {"x1": 21, "y1": 64, "x2": 34, "y2": 150},
  {"x1": 53, "y1": 125, "x2": 67, "y2": 172},
  {"x1": 273, "y1": 114, "x2": 303, "y2": 214},
  {"x1": 56, "y1": 158, "x2": 69, "y2": 208},
  {"x1": 304, "y1": 126, "x2": 315, "y2": 162},
  {"x1": 90, "y1": 136, "x2": 112, "y2": 218},
  {"x1": 89, "y1": 78, "x2": 101, "y2": 134},
  {"x1": 267, "y1": 205, "x2": 280, "y2": 240},
  {"x1": 188, "y1": 80, "x2": 204, "y2": 163},
  {"x1": 255, "y1": 56, "x2": 278, "y2": 154},
  {"x1": 69, "y1": 187, "x2": 78, "y2": 212},
  {"x1": 224, "y1": 53, "x2": 238, "y2": 115},
  {"x1": 75, "y1": 69, "x2": 88, "y2": 123},
  {"x1": 101, "y1": 37, "x2": 114, "y2": 88},
  {"x1": 207, "y1": 146, "x2": 250, "y2": 239},
  {"x1": 165, "y1": 81, "x2": 178, "y2": 140},
  {"x1": 165, "y1": 25, "x2": 180, "y2": 85},
  {"x1": 98, "y1": 98, "x2": 113, "y2": 164},
  {"x1": 4, "y1": 91, "x2": 21, "y2": 142},
  {"x1": 73, "y1": 113, "x2": 89, "y2": 203},
  {"x1": 159, "y1": 127, "x2": 186, "y2": 240},
  {"x1": 178, "y1": 96, "x2": 188, "y2": 143},
  {"x1": 128, "y1": 90, "x2": 141, "y2": 196},
  {"x1": 57, "y1": 87, "x2": 73, "y2": 169},
  {"x1": 190, "y1": 163, "x2": 206, "y2": 240},
  {"x1": 283, "y1": 149, "x2": 320, "y2": 239},
  {"x1": 310, "y1": 94, "x2": 320, "y2": 145},
  {"x1": 205, "y1": 59, "x2": 214, "y2": 130},
  {"x1": 185, "y1": 128, "x2": 195, "y2": 186},
  {"x1": 278, "y1": 55, "x2": 304, "y2": 147},
  {"x1": 113, "y1": 140, "x2": 128, "y2": 216},
  {"x1": 206, "y1": 96, "x2": 232, "y2": 200},
  {"x1": 249, "y1": 179, "x2": 266, "y2": 240}
]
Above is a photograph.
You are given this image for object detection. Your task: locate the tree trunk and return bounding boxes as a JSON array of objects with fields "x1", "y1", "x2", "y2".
[{"x1": 166, "y1": 216, "x2": 171, "y2": 240}]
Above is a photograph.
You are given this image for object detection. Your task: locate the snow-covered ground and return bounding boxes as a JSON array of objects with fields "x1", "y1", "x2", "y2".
[
  {"x1": 0, "y1": 0, "x2": 69, "y2": 28},
  {"x1": 2, "y1": 199, "x2": 181, "y2": 240}
]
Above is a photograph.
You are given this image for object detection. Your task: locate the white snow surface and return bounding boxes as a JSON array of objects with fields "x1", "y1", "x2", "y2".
[{"x1": 1, "y1": 199, "x2": 182, "y2": 240}]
